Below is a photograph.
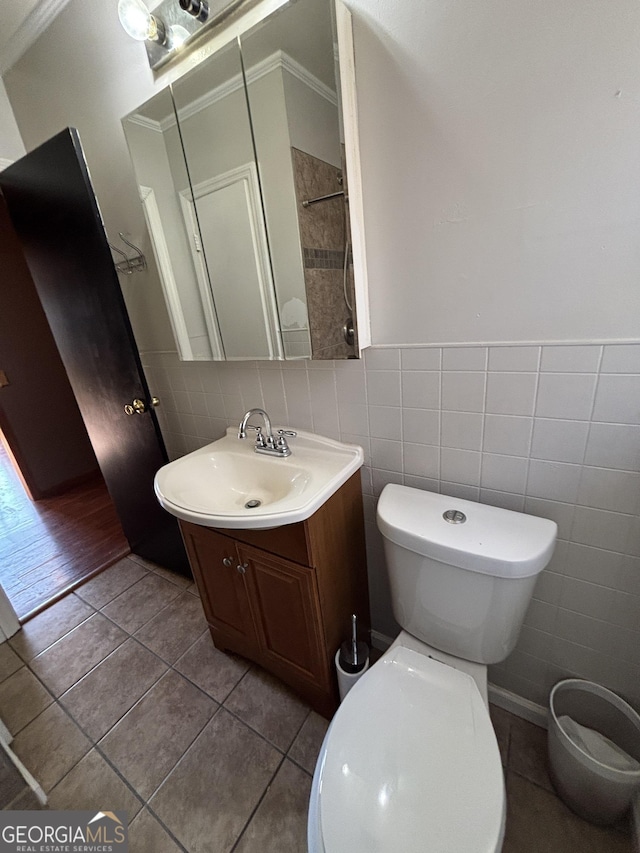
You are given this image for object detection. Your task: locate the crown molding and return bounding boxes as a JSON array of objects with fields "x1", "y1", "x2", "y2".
[
  {"x1": 126, "y1": 114, "x2": 166, "y2": 133},
  {"x1": 247, "y1": 50, "x2": 337, "y2": 107},
  {"x1": 0, "y1": 0, "x2": 72, "y2": 76},
  {"x1": 173, "y1": 49, "x2": 337, "y2": 124},
  {"x1": 127, "y1": 49, "x2": 337, "y2": 135}
]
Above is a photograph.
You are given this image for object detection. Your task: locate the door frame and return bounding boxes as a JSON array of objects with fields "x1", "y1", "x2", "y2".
[{"x1": 179, "y1": 161, "x2": 283, "y2": 360}]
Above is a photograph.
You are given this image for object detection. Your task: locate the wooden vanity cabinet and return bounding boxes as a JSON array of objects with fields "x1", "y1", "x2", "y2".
[{"x1": 179, "y1": 472, "x2": 370, "y2": 718}]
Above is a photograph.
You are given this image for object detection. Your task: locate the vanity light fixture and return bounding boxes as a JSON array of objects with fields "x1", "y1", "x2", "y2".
[{"x1": 118, "y1": 0, "x2": 247, "y2": 71}]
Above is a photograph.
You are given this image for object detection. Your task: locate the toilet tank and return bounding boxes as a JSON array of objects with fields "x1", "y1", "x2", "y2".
[{"x1": 377, "y1": 485, "x2": 557, "y2": 665}]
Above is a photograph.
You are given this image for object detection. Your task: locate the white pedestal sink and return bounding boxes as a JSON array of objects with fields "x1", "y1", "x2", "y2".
[{"x1": 154, "y1": 428, "x2": 364, "y2": 529}]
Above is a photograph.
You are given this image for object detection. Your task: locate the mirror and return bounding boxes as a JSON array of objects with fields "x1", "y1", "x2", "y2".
[
  {"x1": 123, "y1": 0, "x2": 359, "y2": 361},
  {"x1": 171, "y1": 41, "x2": 284, "y2": 360},
  {"x1": 123, "y1": 87, "x2": 225, "y2": 360},
  {"x1": 240, "y1": 0, "x2": 357, "y2": 359}
]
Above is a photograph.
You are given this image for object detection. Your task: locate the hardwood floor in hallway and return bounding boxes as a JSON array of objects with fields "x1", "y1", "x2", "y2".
[{"x1": 0, "y1": 443, "x2": 129, "y2": 621}]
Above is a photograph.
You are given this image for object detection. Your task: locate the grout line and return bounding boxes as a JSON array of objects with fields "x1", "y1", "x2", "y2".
[
  {"x1": 285, "y1": 754, "x2": 315, "y2": 779},
  {"x1": 228, "y1": 752, "x2": 287, "y2": 853},
  {"x1": 63, "y1": 623, "x2": 307, "y2": 775},
  {"x1": 74, "y1": 562, "x2": 152, "y2": 611},
  {"x1": 136, "y1": 706, "x2": 226, "y2": 853},
  {"x1": 435, "y1": 361, "x2": 442, "y2": 489},
  {"x1": 8, "y1": 608, "x2": 99, "y2": 667},
  {"x1": 132, "y1": 805, "x2": 190, "y2": 853},
  {"x1": 96, "y1": 590, "x2": 184, "y2": 637},
  {"x1": 567, "y1": 345, "x2": 606, "y2": 550},
  {"x1": 218, "y1": 667, "x2": 311, "y2": 758},
  {"x1": 31, "y1": 697, "x2": 146, "y2": 816},
  {"x1": 16, "y1": 601, "x2": 297, "y2": 853}
]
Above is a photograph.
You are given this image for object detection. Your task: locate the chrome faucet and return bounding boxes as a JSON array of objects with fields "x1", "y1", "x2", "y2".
[{"x1": 238, "y1": 408, "x2": 296, "y2": 458}]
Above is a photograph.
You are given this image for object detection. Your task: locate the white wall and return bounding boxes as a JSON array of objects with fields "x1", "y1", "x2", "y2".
[
  {"x1": 347, "y1": 0, "x2": 640, "y2": 347},
  {"x1": 248, "y1": 68, "x2": 307, "y2": 328},
  {"x1": 0, "y1": 79, "x2": 25, "y2": 162},
  {"x1": 284, "y1": 71, "x2": 340, "y2": 167}
]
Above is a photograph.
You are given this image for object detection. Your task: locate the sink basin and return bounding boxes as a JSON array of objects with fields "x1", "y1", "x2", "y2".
[{"x1": 154, "y1": 427, "x2": 364, "y2": 529}]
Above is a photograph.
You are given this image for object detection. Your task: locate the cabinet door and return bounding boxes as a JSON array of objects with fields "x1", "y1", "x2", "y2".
[
  {"x1": 238, "y1": 544, "x2": 327, "y2": 686},
  {"x1": 181, "y1": 525, "x2": 257, "y2": 651}
]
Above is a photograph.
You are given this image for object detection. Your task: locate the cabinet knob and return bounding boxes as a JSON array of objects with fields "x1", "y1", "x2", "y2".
[
  {"x1": 237, "y1": 563, "x2": 248, "y2": 574},
  {"x1": 222, "y1": 557, "x2": 233, "y2": 567}
]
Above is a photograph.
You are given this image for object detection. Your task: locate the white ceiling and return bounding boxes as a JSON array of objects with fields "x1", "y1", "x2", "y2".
[{"x1": 0, "y1": 0, "x2": 71, "y2": 77}]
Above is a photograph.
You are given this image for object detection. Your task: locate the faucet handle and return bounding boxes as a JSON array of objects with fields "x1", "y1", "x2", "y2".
[
  {"x1": 238, "y1": 424, "x2": 266, "y2": 447},
  {"x1": 275, "y1": 429, "x2": 296, "y2": 455},
  {"x1": 245, "y1": 425, "x2": 267, "y2": 448}
]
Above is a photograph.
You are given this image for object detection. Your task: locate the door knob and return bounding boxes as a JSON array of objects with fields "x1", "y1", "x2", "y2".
[
  {"x1": 124, "y1": 398, "x2": 147, "y2": 415},
  {"x1": 236, "y1": 563, "x2": 248, "y2": 574},
  {"x1": 124, "y1": 397, "x2": 159, "y2": 415},
  {"x1": 222, "y1": 557, "x2": 233, "y2": 567}
]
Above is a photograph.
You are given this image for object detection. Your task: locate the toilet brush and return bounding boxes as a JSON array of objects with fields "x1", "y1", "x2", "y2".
[{"x1": 339, "y1": 614, "x2": 368, "y2": 674}]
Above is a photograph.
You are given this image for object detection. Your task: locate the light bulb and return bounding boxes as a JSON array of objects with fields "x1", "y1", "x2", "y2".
[
  {"x1": 169, "y1": 25, "x2": 190, "y2": 49},
  {"x1": 118, "y1": 0, "x2": 167, "y2": 44},
  {"x1": 118, "y1": 0, "x2": 154, "y2": 40}
]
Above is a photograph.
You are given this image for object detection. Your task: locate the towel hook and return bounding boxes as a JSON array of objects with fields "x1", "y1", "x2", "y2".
[
  {"x1": 108, "y1": 241, "x2": 133, "y2": 275},
  {"x1": 109, "y1": 233, "x2": 147, "y2": 275},
  {"x1": 119, "y1": 232, "x2": 147, "y2": 270}
]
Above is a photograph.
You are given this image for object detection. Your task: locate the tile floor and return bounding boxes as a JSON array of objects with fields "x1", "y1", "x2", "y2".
[{"x1": 0, "y1": 555, "x2": 635, "y2": 852}]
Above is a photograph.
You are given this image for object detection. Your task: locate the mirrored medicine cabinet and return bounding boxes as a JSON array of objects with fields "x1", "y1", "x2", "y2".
[{"x1": 122, "y1": 0, "x2": 366, "y2": 362}]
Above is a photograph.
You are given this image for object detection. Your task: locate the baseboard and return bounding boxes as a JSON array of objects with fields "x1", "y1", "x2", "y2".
[
  {"x1": 488, "y1": 683, "x2": 548, "y2": 728},
  {"x1": 35, "y1": 467, "x2": 102, "y2": 499},
  {"x1": 370, "y1": 630, "x2": 393, "y2": 651}
]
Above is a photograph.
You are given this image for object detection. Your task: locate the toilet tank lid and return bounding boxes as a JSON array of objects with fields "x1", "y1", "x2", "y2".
[{"x1": 377, "y1": 485, "x2": 557, "y2": 578}]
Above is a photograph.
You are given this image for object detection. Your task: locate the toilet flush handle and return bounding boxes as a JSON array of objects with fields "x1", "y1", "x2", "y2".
[{"x1": 443, "y1": 509, "x2": 466, "y2": 524}]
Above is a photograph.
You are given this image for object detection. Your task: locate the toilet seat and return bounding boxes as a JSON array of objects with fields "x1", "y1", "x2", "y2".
[{"x1": 310, "y1": 645, "x2": 505, "y2": 853}]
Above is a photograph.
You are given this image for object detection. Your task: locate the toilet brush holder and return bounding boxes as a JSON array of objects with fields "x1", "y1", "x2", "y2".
[{"x1": 335, "y1": 614, "x2": 369, "y2": 702}]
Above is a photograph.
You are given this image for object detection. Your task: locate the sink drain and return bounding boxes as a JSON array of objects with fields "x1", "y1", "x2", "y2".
[{"x1": 245, "y1": 499, "x2": 262, "y2": 509}]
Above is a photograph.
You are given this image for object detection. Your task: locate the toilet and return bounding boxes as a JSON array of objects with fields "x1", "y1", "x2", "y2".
[{"x1": 308, "y1": 484, "x2": 557, "y2": 853}]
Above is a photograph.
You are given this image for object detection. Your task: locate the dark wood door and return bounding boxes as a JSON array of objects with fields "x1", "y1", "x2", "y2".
[{"x1": 0, "y1": 128, "x2": 189, "y2": 575}]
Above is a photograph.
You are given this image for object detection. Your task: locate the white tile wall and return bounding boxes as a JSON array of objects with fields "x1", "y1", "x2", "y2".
[{"x1": 141, "y1": 343, "x2": 640, "y2": 710}]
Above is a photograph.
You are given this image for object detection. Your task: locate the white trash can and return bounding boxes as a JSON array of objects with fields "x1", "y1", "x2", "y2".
[{"x1": 548, "y1": 679, "x2": 640, "y2": 825}]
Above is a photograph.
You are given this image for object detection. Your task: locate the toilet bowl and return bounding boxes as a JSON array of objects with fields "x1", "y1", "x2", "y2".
[
  {"x1": 309, "y1": 485, "x2": 557, "y2": 853},
  {"x1": 308, "y1": 635, "x2": 506, "y2": 853}
]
